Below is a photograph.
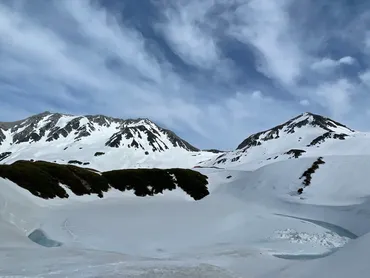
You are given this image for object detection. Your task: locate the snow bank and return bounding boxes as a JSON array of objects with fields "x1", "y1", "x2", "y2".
[
  {"x1": 213, "y1": 155, "x2": 370, "y2": 206},
  {"x1": 272, "y1": 231, "x2": 370, "y2": 278}
]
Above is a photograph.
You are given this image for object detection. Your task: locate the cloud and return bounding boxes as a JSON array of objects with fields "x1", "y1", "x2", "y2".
[
  {"x1": 0, "y1": 0, "x2": 370, "y2": 149},
  {"x1": 227, "y1": 0, "x2": 305, "y2": 86},
  {"x1": 0, "y1": 0, "x2": 266, "y2": 148},
  {"x1": 311, "y1": 56, "x2": 356, "y2": 72},
  {"x1": 222, "y1": 0, "x2": 369, "y2": 120},
  {"x1": 359, "y1": 71, "x2": 370, "y2": 87},
  {"x1": 155, "y1": 1, "x2": 220, "y2": 69},
  {"x1": 315, "y1": 79, "x2": 355, "y2": 118},
  {"x1": 0, "y1": 1, "x2": 193, "y2": 125},
  {"x1": 339, "y1": 56, "x2": 356, "y2": 65},
  {"x1": 300, "y1": 100, "x2": 310, "y2": 106}
]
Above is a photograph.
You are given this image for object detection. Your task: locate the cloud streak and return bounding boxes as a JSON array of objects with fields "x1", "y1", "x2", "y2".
[
  {"x1": 155, "y1": 1, "x2": 220, "y2": 69},
  {"x1": 0, "y1": 0, "x2": 369, "y2": 149}
]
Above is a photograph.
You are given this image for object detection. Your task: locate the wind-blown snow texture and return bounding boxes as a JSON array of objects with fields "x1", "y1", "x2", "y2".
[{"x1": 1, "y1": 111, "x2": 369, "y2": 277}]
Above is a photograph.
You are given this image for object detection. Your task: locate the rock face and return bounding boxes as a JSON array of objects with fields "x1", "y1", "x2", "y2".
[{"x1": 0, "y1": 129, "x2": 5, "y2": 145}]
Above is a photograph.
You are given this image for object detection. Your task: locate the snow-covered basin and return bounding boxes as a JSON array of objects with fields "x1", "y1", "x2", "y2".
[
  {"x1": 1, "y1": 165, "x2": 350, "y2": 259},
  {"x1": 2, "y1": 154, "x2": 370, "y2": 277},
  {"x1": 38, "y1": 194, "x2": 350, "y2": 258}
]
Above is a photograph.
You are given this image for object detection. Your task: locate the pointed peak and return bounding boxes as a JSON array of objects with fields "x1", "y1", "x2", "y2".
[
  {"x1": 32, "y1": 111, "x2": 56, "y2": 118},
  {"x1": 301, "y1": 111, "x2": 312, "y2": 117},
  {"x1": 294, "y1": 112, "x2": 320, "y2": 120},
  {"x1": 237, "y1": 112, "x2": 354, "y2": 150},
  {"x1": 290, "y1": 112, "x2": 354, "y2": 133}
]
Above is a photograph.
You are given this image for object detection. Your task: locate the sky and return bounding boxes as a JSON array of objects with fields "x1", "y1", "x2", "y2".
[{"x1": 0, "y1": 0, "x2": 370, "y2": 149}]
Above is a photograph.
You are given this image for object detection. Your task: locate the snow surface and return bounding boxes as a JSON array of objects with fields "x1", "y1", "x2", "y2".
[
  {"x1": 1, "y1": 153, "x2": 369, "y2": 277},
  {"x1": 0, "y1": 144, "x2": 216, "y2": 171},
  {"x1": 198, "y1": 113, "x2": 365, "y2": 170},
  {"x1": 1, "y1": 112, "x2": 369, "y2": 277},
  {"x1": 0, "y1": 113, "x2": 218, "y2": 170}
]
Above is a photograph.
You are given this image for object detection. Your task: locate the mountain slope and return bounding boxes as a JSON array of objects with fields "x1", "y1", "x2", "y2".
[
  {"x1": 0, "y1": 112, "x2": 217, "y2": 170},
  {"x1": 198, "y1": 112, "x2": 360, "y2": 169},
  {"x1": 0, "y1": 111, "x2": 198, "y2": 151}
]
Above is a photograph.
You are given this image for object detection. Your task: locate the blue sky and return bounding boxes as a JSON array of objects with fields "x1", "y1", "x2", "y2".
[{"x1": 0, "y1": 0, "x2": 370, "y2": 149}]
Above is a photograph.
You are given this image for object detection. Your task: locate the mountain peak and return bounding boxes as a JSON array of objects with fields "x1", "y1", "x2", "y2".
[
  {"x1": 0, "y1": 111, "x2": 199, "y2": 154},
  {"x1": 237, "y1": 112, "x2": 354, "y2": 150},
  {"x1": 200, "y1": 112, "x2": 357, "y2": 169},
  {"x1": 289, "y1": 112, "x2": 354, "y2": 133}
]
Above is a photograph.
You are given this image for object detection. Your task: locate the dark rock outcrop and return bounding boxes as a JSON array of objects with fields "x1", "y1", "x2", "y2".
[
  {"x1": 0, "y1": 152, "x2": 12, "y2": 162},
  {"x1": 298, "y1": 157, "x2": 326, "y2": 194},
  {"x1": 285, "y1": 149, "x2": 306, "y2": 159},
  {"x1": 0, "y1": 161, "x2": 209, "y2": 201}
]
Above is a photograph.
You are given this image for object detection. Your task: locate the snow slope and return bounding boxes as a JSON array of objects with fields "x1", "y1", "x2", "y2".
[
  {"x1": 198, "y1": 112, "x2": 367, "y2": 170},
  {"x1": 0, "y1": 112, "x2": 218, "y2": 170},
  {"x1": 1, "y1": 153, "x2": 370, "y2": 277}
]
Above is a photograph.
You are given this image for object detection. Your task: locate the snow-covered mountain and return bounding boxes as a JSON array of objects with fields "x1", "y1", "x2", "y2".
[
  {"x1": 198, "y1": 112, "x2": 366, "y2": 169},
  {"x1": 2, "y1": 111, "x2": 366, "y2": 172},
  {"x1": 2, "y1": 111, "x2": 370, "y2": 277},
  {"x1": 0, "y1": 112, "x2": 217, "y2": 170}
]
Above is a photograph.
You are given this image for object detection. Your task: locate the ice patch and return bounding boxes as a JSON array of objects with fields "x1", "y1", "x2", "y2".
[{"x1": 28, "y1": 229, "x2": 62, "y2": 247}]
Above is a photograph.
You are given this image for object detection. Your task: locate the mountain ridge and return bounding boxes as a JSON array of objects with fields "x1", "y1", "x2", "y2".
[
  {"x1": 0, "y1": 111, "x2": 221, "y2": 170},
  {"x1": 0, "y1": 111, "x2": 361, "y2": 171},
  {"x1": 0, "y1": 111, "x2": 199, "y2": 151},
  {"x1": 237, "y1": 112, "x2": 354, "y2": 150},
  {"x1": 198, "y1": 112, "x2": 362, "y2": 169}
]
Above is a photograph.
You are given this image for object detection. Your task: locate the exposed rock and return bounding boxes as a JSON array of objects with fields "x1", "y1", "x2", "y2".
[
  {"x1": 0, "y1": 129, "x2": 5, "y2": 145},
  {"x1": 68, "y1": 160, "x2": 83, "y2": 165},
  {"x1": 0, "y1": 152, "x2": 12, "y2": 162},
  {"x1": 0, "y1": 160, "x2": 209, "y2": 201},
  {"x1": 203, "y1": 149, "x2": 224, "y2": 153},
  {"x1": 299, "y1": 157, "x2": 326, "y2": 193},
  {"x1": 285, "y1": 149, "x2": 306, "y2": 159},
  {"x1": 0, "y1": 112, "x2": 199, "y2": 155},
  {"x1": 308, "y1": 132, "x2": 348, "y2": 147}
]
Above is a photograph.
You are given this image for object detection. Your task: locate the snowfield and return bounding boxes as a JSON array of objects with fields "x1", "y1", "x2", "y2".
[
  {"x1": 1, "y1": 112, "x2": 369, "y2": 277},
  {"x1": 1, "y1": 154, "x2": 369, "y2": 277}
]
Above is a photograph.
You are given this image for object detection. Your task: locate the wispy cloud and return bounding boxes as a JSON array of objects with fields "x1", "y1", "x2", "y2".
[
  {"x1": 0, "y1": 0, "x2": 370, "y2": 149},
  {"x1": 315, "y1": 78, "x2": 356, "y2": 118},
  {"x1": 227, "y1": 0, "x2": 305, "y2": 86},
  {"x1": 223, "y1": 0, "x2": 370, "y2": 121},
  {"x1": 155, "y1": 1, "x2": 220, "y2": 69},
  {"x1": 311, "y1": 56, "x2": 356, "y2": 72}
]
